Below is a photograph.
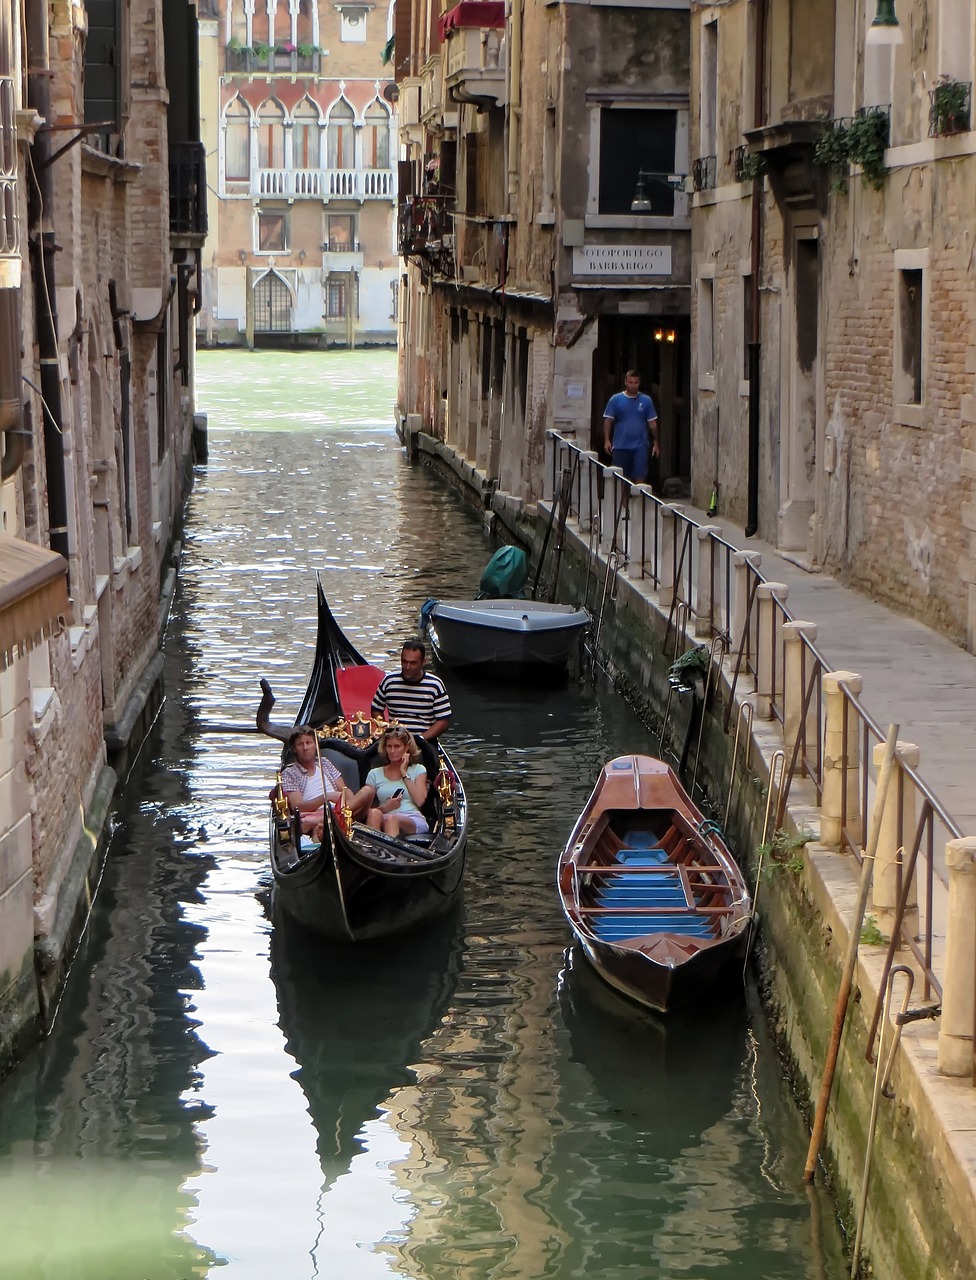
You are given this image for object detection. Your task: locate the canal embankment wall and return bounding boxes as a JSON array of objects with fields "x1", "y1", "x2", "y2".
[{"x1": 403, "y1": 422, "x2": 976, "y2": 1280}]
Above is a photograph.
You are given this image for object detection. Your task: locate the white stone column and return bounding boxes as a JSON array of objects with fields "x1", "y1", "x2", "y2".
[
  {"x1": 542, "y1": 432, "x2": 556, "y2": 503},
  {"x1": 694, "y1": 525, "x2": 721, "y2": 636},
  {"x1": 627, "y1": 485, "x2": 657, "y2": 581},
  {"x1": 821, "y1": 670, "x2": 862, "y2": 850},
  {"x1": 938, "y1": 836, "x2": 976, "y2": 1077},
  {"x1": 658, "y1": 503, "x2": 684, "y2": 607},
  {"x1": 870, "y1": 739, "x2": 920, "y2": 939},
  {"x1": 755, "y1": 582, "x2": 788, "y2": 720},
  {"x1": 601, "y1": 467, "x2": 624, "y2": 554},
  {"x1": 783, "y1": 621, "x2": 818, "y2": 775},
  {"x1": 578, "y1": 452, "x2": 598, "y2": 542},
  {"x1": 731, "y1": 551, "x2": 761, "y2": 652}
]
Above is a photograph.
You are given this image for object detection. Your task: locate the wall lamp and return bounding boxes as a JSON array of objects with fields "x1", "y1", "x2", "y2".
[
  {"x1": 631, "y1": 170, "x2": 688, "y2": 212},
  {"x1": 867, "y1": 0, "x2": 902, "y2": 44},
  {"x1": 654, "y1": 327, "x2": 677, "y2": 344},
  {"x1": 238, "y1": 249, "x2": 247, "y2": 264}
]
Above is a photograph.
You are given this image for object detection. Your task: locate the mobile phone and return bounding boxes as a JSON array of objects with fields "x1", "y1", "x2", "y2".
[{"x1": 392, "y1": 788, "x2": 404, "y2": 798}]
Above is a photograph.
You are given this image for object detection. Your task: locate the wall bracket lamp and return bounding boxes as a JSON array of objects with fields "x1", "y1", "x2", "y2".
[{"x1": 631, "y1": 170, "x2": 687, "y2": 213}]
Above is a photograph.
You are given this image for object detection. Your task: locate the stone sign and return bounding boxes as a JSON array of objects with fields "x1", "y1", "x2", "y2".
[{"x1": 572, "y1": 245, "x2": 671, "y2": 276}]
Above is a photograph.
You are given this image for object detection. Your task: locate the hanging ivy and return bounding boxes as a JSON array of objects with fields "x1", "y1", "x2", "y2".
[{"x1": 813, "y1": 108, "x2": 889, "y2": 195}]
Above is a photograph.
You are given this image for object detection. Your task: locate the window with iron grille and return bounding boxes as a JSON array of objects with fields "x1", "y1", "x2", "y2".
[
  {"x1": 326, "y1": 279, "x2": 347, "y2": 319},
  {"x1": 326, "y1": 215, "x2": 356, "y2": 252}
]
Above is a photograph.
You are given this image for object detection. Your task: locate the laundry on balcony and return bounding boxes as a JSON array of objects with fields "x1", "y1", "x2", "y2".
[{"x1": 438, "y1": 1, "x2": 505, "y2": 41}]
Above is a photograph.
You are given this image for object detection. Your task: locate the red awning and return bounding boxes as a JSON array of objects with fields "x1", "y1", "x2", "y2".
[
  {"x1": 0, "y1": 534, "x2": 69, "y2": 670},
  {"x1": 438, "y1": 2, "x2": 506, "y2": 41}
]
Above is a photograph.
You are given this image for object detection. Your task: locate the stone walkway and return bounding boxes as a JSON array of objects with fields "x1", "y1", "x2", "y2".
[{"x1": 698, "y1": 508, "x2": 976, "y2": 842}]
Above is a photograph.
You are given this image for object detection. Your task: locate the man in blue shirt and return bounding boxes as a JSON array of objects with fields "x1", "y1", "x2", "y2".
[{"x1": 602, "y1": 370, "x2": 660, "y2": 484}]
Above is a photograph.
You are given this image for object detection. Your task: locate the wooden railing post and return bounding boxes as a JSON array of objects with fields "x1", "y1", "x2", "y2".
[
  {"x1": 820, "y1": 670, "x2": 862, "y2": 850},
  {"x1": 783, "y1": 621, "x2": 818, "y2": 774},
  {"x1": 938, "y1": 837, "x2": 976, "y2": 1077},
  {"x1": 755, "y1": 582, "x2": 788, "y2": 720},
  {"x1": 871, "y1": 739, "x2": 920, "y2": 941},
  {"x1": 694, "y1": 525, "x2": 721, "y2": 636}
]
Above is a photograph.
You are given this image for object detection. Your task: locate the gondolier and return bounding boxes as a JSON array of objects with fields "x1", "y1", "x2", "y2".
[{"x1": 371, "y1": 639, "x2": 451, "y2": 741}]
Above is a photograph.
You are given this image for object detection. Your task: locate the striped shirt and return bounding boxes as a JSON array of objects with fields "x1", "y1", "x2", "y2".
[{"x1": 371, "y1": 671, "x2": 452, "y2": 735}]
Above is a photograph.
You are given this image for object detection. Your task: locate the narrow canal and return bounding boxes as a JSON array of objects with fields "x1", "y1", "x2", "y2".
[{"x1": 0, "y1": 351, "x2": 848, "y2": 1279}]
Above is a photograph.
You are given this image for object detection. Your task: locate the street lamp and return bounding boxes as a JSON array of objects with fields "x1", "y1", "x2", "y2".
[
  {"x1": 866, "y1": 0, "x2": 902, "y2": 45},
  {"x1": 631, "y1": 170, "x2": 687, "y2": 213}
]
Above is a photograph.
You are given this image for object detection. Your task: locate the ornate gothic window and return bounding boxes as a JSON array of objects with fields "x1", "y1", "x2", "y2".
[
  {"x1": 293, "y1": 99, "x2": 321, "y2": 170},
  {"x1": 258, "y1": 99, "x2": 285, "y2": 170},
  {"x1": 364, "y1": 101, "x2": 390, "y2": 169},
  {"x1": 327, "y1": 100, "x2": 355, "y2": 169},
  {"x1": 224, "y1": 96, "x2": 251, "y2": 183}
]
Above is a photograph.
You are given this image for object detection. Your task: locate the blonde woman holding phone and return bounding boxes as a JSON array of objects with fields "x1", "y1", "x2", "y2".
[{"x1": 361, "y1": 727, "x2": 430, "y2": 837}]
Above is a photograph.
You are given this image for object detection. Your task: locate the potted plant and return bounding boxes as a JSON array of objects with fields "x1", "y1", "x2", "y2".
[
  {"x1": 930, "y1": 76, "x2": 971, "y2": 136},
  {"x1": 847, "y1": 107, "x2": 889, "y2": 190},
  {"x1": 297, "y1": 43, "x2": 317, "y2": 58},
  {"x1": 252, "y1": 40, "x2": 272, "y2": 59}
]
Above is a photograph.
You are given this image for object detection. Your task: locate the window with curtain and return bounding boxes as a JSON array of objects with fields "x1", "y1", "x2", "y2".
[
  {"x1": 293, "y1": 99, "x2": 320, "y2": 170},
  {"x1": 224, "y1": 97, "x2": 251, "y2": 182},
  {"x1": 258, "y1": 99, "x2": 285, "y2": 169},
  {"x1": 364, "y1": 102, "x2": 389, "y2": 168},
  {"x1": 327, "y1": 100, "x2": 355, "y2": 169}
]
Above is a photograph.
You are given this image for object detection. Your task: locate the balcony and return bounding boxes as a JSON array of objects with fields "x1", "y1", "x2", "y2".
[
  {"x1": 225, "y1": 45, "x2": 322, "y2": 75},
  {"x1": 169, "y1": 141, "x2": 208, "y2": 239},
  {"x1": 398, "y1": 195, "x2": 454, "y2": 274},
  {"x1": 439, "y1": 3, "x2": 507, "y2": 107},
  {"x1": 420, "y1": 57, "x2": 444, "y2": 124},
  {"x1": 252, "y1": 166, "x2": 395, "y2": 200}
]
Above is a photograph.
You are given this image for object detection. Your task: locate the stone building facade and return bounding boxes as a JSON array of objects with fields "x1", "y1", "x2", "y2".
[
  {"x1": 690, "y1": 0, "x2": 976, "y2": 648},
  {"x1": 199, "y1": 0, "x2": 399, "y2": 348},
  {"x1": 394, "y1": 0, "x2": 692, "y2": 508},
  {"x1": 0, "y1": 0, "x2": 206, "y2": 1074}
]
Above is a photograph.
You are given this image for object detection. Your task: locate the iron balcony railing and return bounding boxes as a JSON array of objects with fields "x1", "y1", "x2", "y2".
[
  {"x1": 692, "y1": 154, "x2": 717, "y2": 192},
  {"x1": 169, "y1": 141, "x2": 208, "y2": 237}
]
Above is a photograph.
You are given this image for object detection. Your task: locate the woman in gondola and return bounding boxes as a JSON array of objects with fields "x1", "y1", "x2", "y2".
[{"x1": 358, "y1": 727, "x2": 430, "y2": 838}]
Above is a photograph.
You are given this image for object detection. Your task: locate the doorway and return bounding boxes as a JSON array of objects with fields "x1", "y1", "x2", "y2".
[
  {"x1": 778, "y1": 225, "x2": 820, "y2": 556},
  {"x1": 591, "y1": 313, "x2": 690, "y2": 493}
]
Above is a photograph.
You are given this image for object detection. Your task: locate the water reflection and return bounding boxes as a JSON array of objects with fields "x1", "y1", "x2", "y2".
[{"x1": 0, "y1": 351, "x2": 847, "y2": 1279}]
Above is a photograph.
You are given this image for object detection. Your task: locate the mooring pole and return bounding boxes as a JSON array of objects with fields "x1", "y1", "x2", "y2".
[{"x1": 803, "y1": 722, "x2": 899, "y2": 1184}]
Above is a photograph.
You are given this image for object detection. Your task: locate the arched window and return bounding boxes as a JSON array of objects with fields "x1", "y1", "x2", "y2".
[
  {"x1": 258, "y1": 99, "x2": 285, "y2": 170},
  {"x1": 296, "y1": 0, "x2": 316, "y2": 46},
  {"x1": 254, "y1": 0, "x2": 273, "y2": 46},
  {"x1": 293, "y1": 99, "x2": 320, "y2": 170},
  {"x1": 364, "y1": 101, "x2": 389, "y2": 169},
  {"x1": 327, "y1": 99, "x2": 355, "y2": 169},
  {"x1": 225, "y1": 97, "x2": 251, "y2": 182}
]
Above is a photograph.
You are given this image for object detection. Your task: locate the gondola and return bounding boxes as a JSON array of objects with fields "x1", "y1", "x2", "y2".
[
  {"x1": 259, "y1": 578, "x2": 468, "y2": 941},
  {"x1": 557, "y1": 755, "x2": 751, "y2": 1013}
]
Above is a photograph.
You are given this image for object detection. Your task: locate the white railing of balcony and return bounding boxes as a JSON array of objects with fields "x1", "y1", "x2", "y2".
[
  {"x1": 327, "y1": 168, "x2": 358, "y2": 197},
  {"x1": 445, "y1": 27, "x2": 505, "y2": 79},
  {"x1": 362, "y1": 168, "x2": 395, "y2": 198}
]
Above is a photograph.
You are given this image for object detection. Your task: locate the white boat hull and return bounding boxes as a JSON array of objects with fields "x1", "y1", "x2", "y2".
[{"x1": 425, "y1": 600, "x2": 590, "y2": 672}]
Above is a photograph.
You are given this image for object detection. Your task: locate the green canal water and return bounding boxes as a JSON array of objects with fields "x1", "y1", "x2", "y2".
[{"x1": 0, "y1": 350, "x2": 849, "y2": 1278}]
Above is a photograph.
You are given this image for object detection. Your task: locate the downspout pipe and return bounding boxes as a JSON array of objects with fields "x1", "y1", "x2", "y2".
[
  {"x1": 0, "y1": 0, "x2": 23, "y2": 480},
  {"x1": 26, "y1": 0, "x2": 69, "y2": 561},
  {"x1": 506, "y1": 0, "x2": 522, "y2": 210},
  {"x1": 745, "y1": 0, "x2": 767, "y2": 538}
]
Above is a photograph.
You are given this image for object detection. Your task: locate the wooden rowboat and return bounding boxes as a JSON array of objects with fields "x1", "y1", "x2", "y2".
[
  {"x1": 557, "y1": 756, "x2": 751, "y2": 1013},
  {"x1": 260, "y1": 578, "x2": 468, "y2": 942}
]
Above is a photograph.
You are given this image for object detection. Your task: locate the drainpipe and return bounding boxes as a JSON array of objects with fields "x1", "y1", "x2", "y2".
[
  {"x1": 506, "y1": 0, "x2": 522, "y2": 209},
  {"x1": 26, "y1": 1, "x2": 69, "y2": 561},
  {"x1": 0, "y1": 0, "x2": 22, "y2": 481},
  {"x1": 745, "y1": 0, "x2": 767, "y2": 538}
]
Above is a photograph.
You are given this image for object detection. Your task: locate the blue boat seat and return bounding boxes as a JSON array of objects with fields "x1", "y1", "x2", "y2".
[{"x1": 590, "y1": 842, "x2": 714, "y2": 942}]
